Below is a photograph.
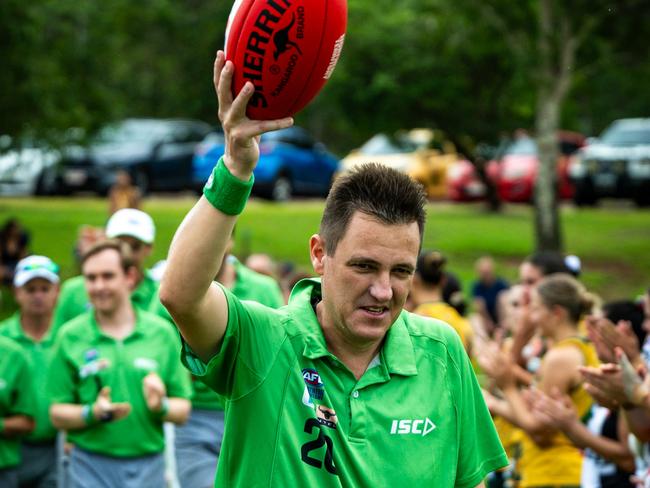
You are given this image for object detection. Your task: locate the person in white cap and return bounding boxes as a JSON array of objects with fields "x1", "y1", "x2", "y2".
[
  {"x1": 0, "y1": 255, "x2": 60, "y2": 487},
  {"x1": 53, "y1": 209, "x2": 159, "y2": 329}
]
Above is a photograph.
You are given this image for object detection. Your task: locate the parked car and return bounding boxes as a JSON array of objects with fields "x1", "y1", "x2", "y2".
[
  {"x1": 569, "y1": 118, "x2": 650, "y2": 206},
  {"x1": 0, "y1": 129, "x2": 84, "y2": 196},
  {"x1": 192, "y1": 126, "x2": 339, "y2": 201},
  {"x1": 56, "y1": 118, "x2": 212, "y2": 195},
  {"x1": 447, "y1": 159, "x2": 499, "y2": 202},
  {"x1": 341, "y1": 129, "x2": 460, "y2": 199},
  {"x1": 448, "y1": 131, "x2": 585, "y2": 203}
]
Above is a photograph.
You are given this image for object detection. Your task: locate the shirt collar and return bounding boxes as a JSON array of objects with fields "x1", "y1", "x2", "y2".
[
  {"x1": 89, "y1": 303, "x2": 145, "y2": 341},
  {"x1": 288, "y1": 278, "x2": 417, "y2": 377},
  {"x1": 2, "y1": 312, "x2": 57, "y2": 344}
]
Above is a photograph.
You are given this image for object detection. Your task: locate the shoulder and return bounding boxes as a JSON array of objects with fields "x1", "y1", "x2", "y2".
[
  {"x1": 403, "y1": 311, "x2": 466, "y2": 358},
  {"x1": 60, "y1": 275, "x2": 85, "y2": 293},
  {"x1": 544, "y1": 341, "x2": 586, "y2": 367},
  {"x1": 0, "y1": 334, "x2": 21, "y2": 353},
  {"x1": 0, "y1": 314, "x2": 19, "y2": 336},
  {"x1": 57, "y1": 313, "x2": 93, "y2": 341}
]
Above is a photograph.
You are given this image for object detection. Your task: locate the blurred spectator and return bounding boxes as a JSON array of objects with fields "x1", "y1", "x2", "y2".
[
  {"x1": 0, "y1": 256, "x2": 61, "y2": 487},
  {"x1": 53, "y1": 209, "x2": 158, "y2": 329},
  {"x1": 411, "y1": 250, "x2": 473, "y2": 352},
  {"x1": 72, "y1": 225, "x2": 106, "y2": 266},
  {"x1": 280, "y1": 268, "x2": 314, "y2": 305},
  {"x1": 0, "y1": 218, "x2": 30, "y2": 285},
  {"x1": 108, "y1": 170, "x2": 141, "y2": 215},
  {"x1": 471, "y1": 256, "x2": 509, "y2": 332},
  {"x1": 244, "y1": 253, "x2": 278, "y2": 279}
]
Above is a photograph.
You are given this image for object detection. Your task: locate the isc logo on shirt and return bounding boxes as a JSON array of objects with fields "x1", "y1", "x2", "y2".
[{"x1": 390, "y1": 418, "x2": 436, "y2": 436}]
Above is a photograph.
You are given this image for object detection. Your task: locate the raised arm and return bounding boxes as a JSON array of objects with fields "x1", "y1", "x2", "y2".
[{"x1": 159, "y1": 51, "x2": 292, "y2": 362}]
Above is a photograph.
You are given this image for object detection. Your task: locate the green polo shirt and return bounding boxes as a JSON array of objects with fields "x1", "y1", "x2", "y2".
[
  {"x1": 182, "y1": 278, "x2": 507, "y2": 487},
  {"x1": 52, "y1": 271, "x2": 159, "y2": 331},
  {"x1": 47, "y1": 309, "x2": 192, "y2": 458},
  {"x1": 0, "y1": 314, "x2": 57, "y2": 441},
  {"x1": 0, "y1": 336, "x2": 36, "y2": 469},
  {"x1": 152, "y1": 257, "x2": 284, "y2": 410}
]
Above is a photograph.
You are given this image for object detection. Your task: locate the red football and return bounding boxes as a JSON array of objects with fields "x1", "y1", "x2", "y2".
[{"x1": 225, "y1": 0, "x2": 347, "y2": 120}]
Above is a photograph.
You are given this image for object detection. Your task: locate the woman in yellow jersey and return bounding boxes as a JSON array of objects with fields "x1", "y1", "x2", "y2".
[
  {"x1": 410, "y1": 250, "x2": 473, "y2": 352},
  {"x1": 479, "y1": 273, "x2": 600, "y2": 488}
]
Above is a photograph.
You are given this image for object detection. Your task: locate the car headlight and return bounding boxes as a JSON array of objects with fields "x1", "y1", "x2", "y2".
[{"x1": 629, "y1": 159, "x2": 650, "y2": 178}]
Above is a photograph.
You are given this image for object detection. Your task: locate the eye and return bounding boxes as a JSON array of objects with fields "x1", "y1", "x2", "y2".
[
  {"x1": 351, "y1": 262, "x2": 373, "y2": 272},
  {"x1": 393, "y1": 267, "x2": 413, "y2": 278}
]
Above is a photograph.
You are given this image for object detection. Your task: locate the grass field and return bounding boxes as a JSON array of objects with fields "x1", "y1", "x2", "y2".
[{"x1": 1, "y1": 195, "x2": 648, "y2": 319}]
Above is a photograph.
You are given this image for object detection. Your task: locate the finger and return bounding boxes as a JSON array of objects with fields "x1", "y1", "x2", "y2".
[
  {"x1": 213, "y1": 50, "x2": 226, "y2": 94},
  {"x1": 232, "y1": 117, "x2": 294, "y2": 142},
  {"x1": 217, "y1": 60, "x2": 235, "y2": 113},
  {"x1": 99, "y1": 386, "x2": 111, "y2": 400},
  {"x1": 229, "y1": 81, "x2": 256, "y2": 119}
]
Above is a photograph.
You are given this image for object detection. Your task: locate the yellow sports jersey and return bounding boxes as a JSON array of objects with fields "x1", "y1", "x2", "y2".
[
  {"x1": 413, "y1": 302, "x2": 473, "y2": 351},
  {"x1": 518, "y1": 337, "x2": 599, "y2": 487}
]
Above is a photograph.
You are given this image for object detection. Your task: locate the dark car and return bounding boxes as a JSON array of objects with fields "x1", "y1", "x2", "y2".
[
  {"x1": 569, "y1": 118, "x2": 650, "y2": 206},
  {"x1": 192, "y1": 126, "x2": 339, "y2": 201},
  {"x1": 56, "y1": 118, "x2": 212, "y2": 194}
]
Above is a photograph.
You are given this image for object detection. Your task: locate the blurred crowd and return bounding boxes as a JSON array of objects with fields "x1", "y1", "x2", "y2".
[{"x1": 0, "y1": 207, "x2": 648, "y2": 488}]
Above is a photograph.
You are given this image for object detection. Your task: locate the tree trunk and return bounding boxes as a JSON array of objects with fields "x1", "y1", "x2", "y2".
[{"x1": 534, "y1": 94, "x2": 562, "y2": 251}]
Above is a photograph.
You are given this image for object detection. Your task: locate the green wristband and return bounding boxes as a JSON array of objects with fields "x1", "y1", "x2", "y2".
[
  {"x1": 203, "y1": 156, "x2": 254, "y2": 215},
  {"x1": 81, "y1": 404, "x2": 97, "y2": 426},
  {"x1": 0, "y1": 418, "x2": 4, "y2": 434}
]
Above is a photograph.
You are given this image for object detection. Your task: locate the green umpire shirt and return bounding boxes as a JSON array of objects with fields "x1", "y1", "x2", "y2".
[
  {"x1": 152, "y1": 257, "x2": 284, "y2": 410},
  {"x1": 47, "y1": 309, "x2": 192, "y2": 458},
  {"x1": 0, "y1": 336, "x2": 36, "y2": 469},
  {"x1": 182, "y1": 278, "x2": 508, "y2": 487},
  {"x1": 0, "y1": 314, "x2": 57, "y2": 441},
  {"x1": 52, "y1": 271, "x2": 159, "y2": 331}
]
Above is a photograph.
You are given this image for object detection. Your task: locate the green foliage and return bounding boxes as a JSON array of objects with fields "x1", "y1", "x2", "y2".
[{"x1": 2, "y1": 0, "x2": 649, "y2": 151}]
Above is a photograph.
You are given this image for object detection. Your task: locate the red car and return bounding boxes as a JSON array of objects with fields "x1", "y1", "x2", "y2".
[
  {"x1": 447, "y1": 158, "x2": 499, "y2": 202},
  {"x1": 448, "y1": 131, "x2": 585, "y2": 203}
]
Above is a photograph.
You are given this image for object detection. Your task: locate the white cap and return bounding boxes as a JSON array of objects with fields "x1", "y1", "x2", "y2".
[
  {"x1": 14, "y1": 255, "x2": 60, "y2": 287},
  {"x1": 565, "y1": 254, "x2": 582, "y2": 276},
  {"x1": 105, "y1": 209, "x2": 155, "y2": 245}
]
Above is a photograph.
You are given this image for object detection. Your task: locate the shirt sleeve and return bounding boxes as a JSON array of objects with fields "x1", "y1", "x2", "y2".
[
  {"x1": 10, "y1": 352, "x2": 37, "y2": 418},
  {"x1": 450, "y1": 337, "x2": 508, "y2": 488},
  {"x1": 180, "y1": 284, "x2": 286, "y2": 400}
]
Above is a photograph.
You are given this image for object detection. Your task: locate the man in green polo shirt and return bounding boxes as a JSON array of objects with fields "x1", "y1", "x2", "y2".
[
  {"x1": 159, "y1": 52, "x2": 507, "y2": 487},
  {"x1": 0, "y1": 336, "x2": 36, "y2": 488},
  {"x1": 0, "y1": 255, "x2": 61, "y2": 487},
  {"x1": 52, "y1": 208, "x2": 159, "y2": 330},
  {"x1": 48, "y1": 240, "x2": 192, "y2": 488},
  {"x1": 159, "y1": 243, "x2": 284, "y2": 488}
]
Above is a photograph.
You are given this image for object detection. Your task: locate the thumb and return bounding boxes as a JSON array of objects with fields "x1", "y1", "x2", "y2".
[{"x1": 98, "y1": 386, "x2": 111, "y2": 401}]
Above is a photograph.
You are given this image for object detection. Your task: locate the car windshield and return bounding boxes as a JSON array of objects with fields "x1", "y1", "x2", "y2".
[
  {"x1": 92, "y1": 121, "x2": 170, "y2": 144},
  {"x1": 600, "y1": 123, "x2": 650, "y2": 146},
  {"x1": 505, "y1": 137, "x2": 538, "y2": 156},
  {"x1": 358, "y1": 134, "x2": 418, "y2": 155}
]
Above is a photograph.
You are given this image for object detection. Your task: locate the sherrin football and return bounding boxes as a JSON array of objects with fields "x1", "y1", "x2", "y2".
[{"x1": 225, "y1": 0, "x2": 347, "y2": 120}]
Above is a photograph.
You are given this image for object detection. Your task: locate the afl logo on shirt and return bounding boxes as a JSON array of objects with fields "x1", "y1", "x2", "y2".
[{"x1": 302, "y1": 368, "x2": 325, "y2": 400}]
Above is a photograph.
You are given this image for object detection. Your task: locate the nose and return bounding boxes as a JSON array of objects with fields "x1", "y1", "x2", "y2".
[{"x1": 369, "y1": 273, "x2": 393, "y2": 303}]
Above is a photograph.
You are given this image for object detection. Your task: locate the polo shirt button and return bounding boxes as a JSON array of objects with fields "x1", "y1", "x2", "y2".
[{"x1": 352, "y1": 390, "x2": 359, "y2": 398}]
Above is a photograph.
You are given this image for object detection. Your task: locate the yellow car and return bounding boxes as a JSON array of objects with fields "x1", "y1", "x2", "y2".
[{"x1": 340, "y1": 129, "x2": 459, "y2": 199}]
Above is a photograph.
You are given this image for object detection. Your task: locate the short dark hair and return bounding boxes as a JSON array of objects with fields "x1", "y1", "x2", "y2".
[
  {"x1": 524, "y1": 251, "x2": 570, "y2": 276},
  {"x1": 80, "y1": 239, "x2": 137, "y2": 273},
  {"x1": 416, "y1": 250, "x2": 447, "y2": 286},
  {"x1": 319, "y1": 163, "x2": 427, "y2": 255},
  {"x1": 603, "y1": 300, "x2": 646, "y2": 346}
]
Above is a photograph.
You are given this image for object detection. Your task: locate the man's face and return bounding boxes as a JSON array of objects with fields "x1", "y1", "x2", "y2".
[
  {"x1": 311, "y1": 212, "x2": 420, "y2": 348},
  {"x1": 116, "y1": 235, "x2": 151, "y2": 268},
  {"x1": 15, "y1": 278, "x2": 59, "y2": 317},
  {"x1": 83, "y1": 249, "x2": 136, "y2": 315}
]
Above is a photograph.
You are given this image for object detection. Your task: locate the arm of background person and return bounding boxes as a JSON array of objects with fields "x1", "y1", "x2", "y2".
[
  {"x1": 159, "y1": 51, "x2": 292, "y2": 363},
  {"x1": 162, "y1": 398, "x2": 191, "y2": 425},
  {"x1": 0, "y1": 415, "x2": 35, "y2": 438}
]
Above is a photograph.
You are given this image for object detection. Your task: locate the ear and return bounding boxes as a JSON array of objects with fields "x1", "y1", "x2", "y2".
[
  {"x1": 125, "y1": 266, "x2": 139, "y2": 291},
  {"x1": 309, "y1": 234, "x2": 326, "y2": 276}
]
